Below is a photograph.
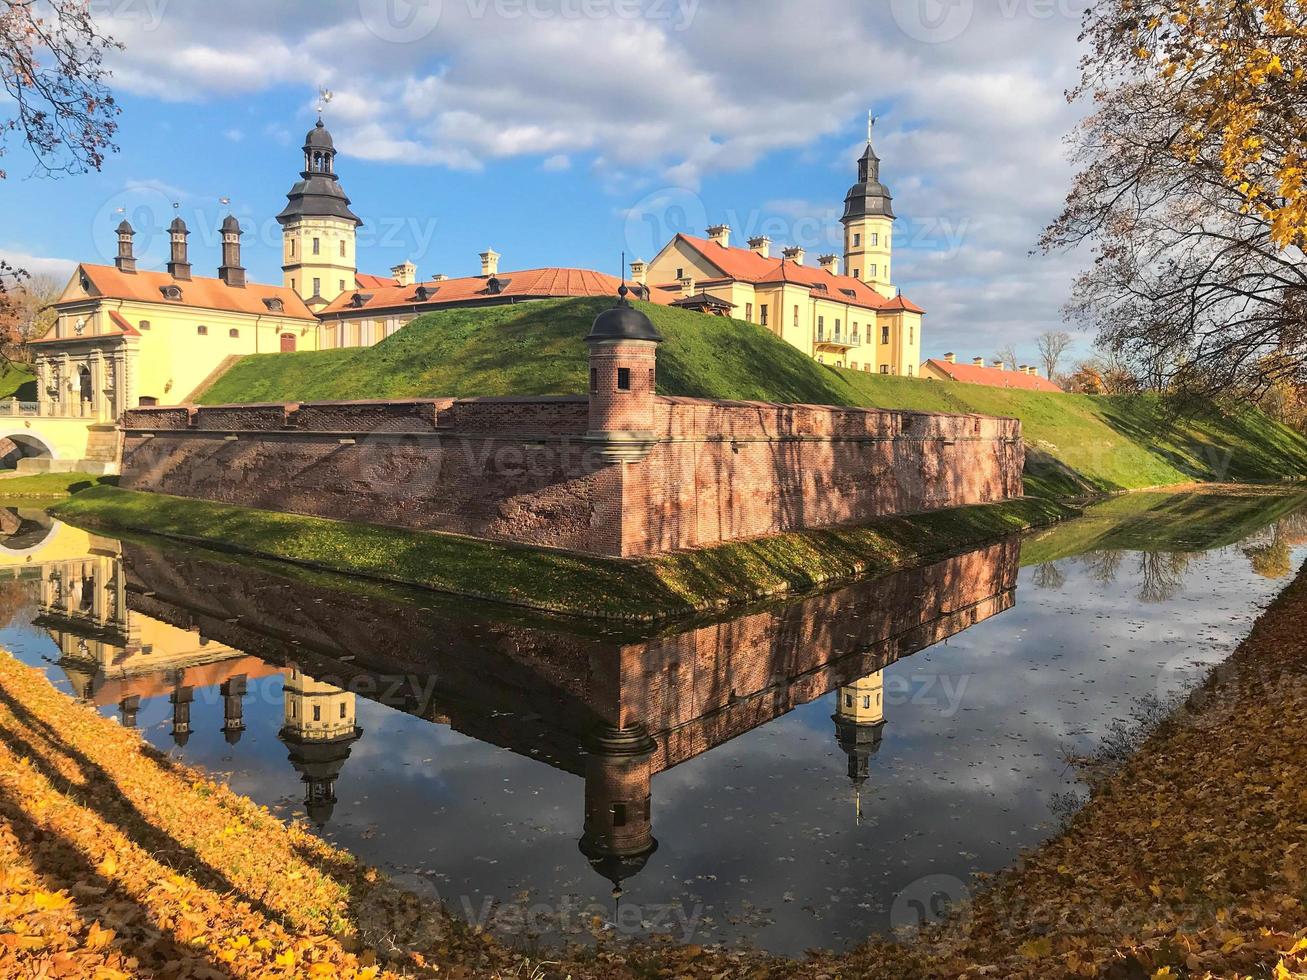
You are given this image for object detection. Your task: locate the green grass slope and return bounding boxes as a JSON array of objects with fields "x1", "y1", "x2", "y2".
[{"x1": 198, "y1": 297, "x2": 1307, "y2": 497}]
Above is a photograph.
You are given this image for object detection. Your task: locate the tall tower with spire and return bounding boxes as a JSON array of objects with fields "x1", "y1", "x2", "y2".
[
  {"x1": 832, "y1": 669, "x2": 887, "y2": 825},
  {"x1": 841, "y1": 113, "x2": 896, "y2": 300},
  {"x1": 278, "y1": 666, "x2": 362, "y2": 827},
  {"x1": 276, "y1": 96, "x2": 361, "y2": 310}
]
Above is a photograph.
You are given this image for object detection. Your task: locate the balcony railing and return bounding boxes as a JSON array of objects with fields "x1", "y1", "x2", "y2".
[
  {"x1": 815, "y1": 331, "x2": 859, "y2": 349},
  {"x1": 0, "y1": 399, "x2": 40, "y2": 417}
]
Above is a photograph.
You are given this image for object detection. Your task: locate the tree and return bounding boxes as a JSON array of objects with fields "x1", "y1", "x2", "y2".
[
  {"x1": 992, "y1": 344, "x2": 1020, "y2": 371},
  {"x1": 0, "y1": 1, "x2": 119, "y2": 358},
  {"x1": 3, "y1": 272, "x2": 60, "y2": 357},
  {"x1": 1036, "y1": 330, "x2": 1072, "y2": 381},
  {"x1": 1042, "y1": 0, "x2": 1307, "y2": 400}
]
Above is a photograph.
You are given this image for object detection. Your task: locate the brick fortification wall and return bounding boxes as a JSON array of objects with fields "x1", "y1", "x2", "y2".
[{"x1": 119, "y1": 394, "x2": 1023, "y2": 558}]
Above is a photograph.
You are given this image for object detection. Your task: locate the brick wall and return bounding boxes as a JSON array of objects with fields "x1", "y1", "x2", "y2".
[{"x1": 119, "y1": 393, "x2": 1023, "y2": 557}]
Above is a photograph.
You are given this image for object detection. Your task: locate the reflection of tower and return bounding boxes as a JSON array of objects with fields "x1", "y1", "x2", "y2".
[
  {"x1": 832, "y1": 670, "x2": 886, "y2": 825},
  {"x1": 278, "y1": 667, "x2": 361, "y2": 828},
  {"x1": 170, "y1": 683, "x2": 194, "y2": 747},
  {"x1": 578, "y1": 724, "x2": 658, "y2": 899},
  {"x1": 220, "y1": 675, "x2": 247, "y2": 745},
  {"x1": 117, "y1": 694, "x2": 140, "y2": 729}
]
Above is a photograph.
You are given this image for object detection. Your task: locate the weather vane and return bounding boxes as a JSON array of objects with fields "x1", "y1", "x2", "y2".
[{"x1": 317, "y1": 86, "x2": 334, "y2": 121}]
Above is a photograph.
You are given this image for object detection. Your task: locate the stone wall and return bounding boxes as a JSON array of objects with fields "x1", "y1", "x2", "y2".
[{"x1": 118, "y1": 394, "x2": 1023, "y2": 558}]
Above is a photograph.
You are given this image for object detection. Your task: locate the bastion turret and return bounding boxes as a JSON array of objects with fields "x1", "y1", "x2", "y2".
[{"x1": 583, "y1": 286, "x2": 664, "y2": 464}]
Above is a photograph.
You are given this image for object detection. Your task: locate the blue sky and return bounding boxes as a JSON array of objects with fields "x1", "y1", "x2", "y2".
[{"x1": 0, "y1": 0, "x2": 1097, "y2": 366}]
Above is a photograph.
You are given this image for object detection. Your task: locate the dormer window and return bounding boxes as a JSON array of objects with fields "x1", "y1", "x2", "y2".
[
  {"x1": 485, "y1": 276, "x2": 510, "y2": 295},
  {"x1": 160, "y1": 285, "x2": 183, "y2": 301},
  {"x1": 262, "y1": 297, "x2": 284, "y2": 313},
  {"x1": 349, "y1": 292, "x2": 372, "y2": 308},
  {"x1": 414, "y1": 285, "x2": 430, "y2": 302}
]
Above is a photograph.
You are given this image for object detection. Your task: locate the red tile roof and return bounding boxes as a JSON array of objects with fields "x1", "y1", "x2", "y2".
[
  {"x1": 668, "y1": 234, "x2": 925, "y2": 316},
  {"x1": 319, "y1": 267, "x2": 669, "y2": 317},
  {"x1": 62, "y1": 264, "x2": 317, "y2": 321},
  {"x1": 923, "y1": 358, "x2": 1062, "y2": 393},
  {"x1": 355, "y1": 272, "x2": 399, "y2": 289}
]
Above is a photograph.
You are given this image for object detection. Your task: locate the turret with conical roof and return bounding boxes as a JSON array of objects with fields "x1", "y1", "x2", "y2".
[
  {"x1": 277, "y1": 115, "x2": 361, "y2": 310},
  {"x1": 582, "y1": 287, "x2": 664, "y2": 465}
]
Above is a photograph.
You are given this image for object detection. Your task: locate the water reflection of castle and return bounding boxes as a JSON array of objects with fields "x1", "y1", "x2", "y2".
[{"x1": 4, "y1": 508, "x2": 1017, "y2": 895}]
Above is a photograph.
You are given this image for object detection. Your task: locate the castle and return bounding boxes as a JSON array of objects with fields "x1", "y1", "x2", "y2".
[{"x1": 10, "y1": 111, "x2": 923, "y2": 473}]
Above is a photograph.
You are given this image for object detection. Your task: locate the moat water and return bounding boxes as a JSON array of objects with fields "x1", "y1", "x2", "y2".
[{"x1": 0, "y1": 491, "x2": 1304, "y2": 955}]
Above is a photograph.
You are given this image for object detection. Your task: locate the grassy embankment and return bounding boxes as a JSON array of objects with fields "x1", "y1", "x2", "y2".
[
  {"x1": 5, "y1": 554, "x2": 1307, "y2": 979},
  {"x1": 0, "y1": 362, "x2": 34, "y2": 401},
  {"x1": 0, "y1": 472, "x2": 117, "y2": 497},
  {"x1": 53, "y1": 486, "x2": 1069, "y2": 621},
  {"x1": 199, "y1": 297, "x2": 1307, "y2": 499}
]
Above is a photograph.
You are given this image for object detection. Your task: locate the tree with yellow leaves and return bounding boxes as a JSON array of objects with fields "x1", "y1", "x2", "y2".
[{"x1": 1043, "y1": 0, "x2": 1307, "y2": 398}]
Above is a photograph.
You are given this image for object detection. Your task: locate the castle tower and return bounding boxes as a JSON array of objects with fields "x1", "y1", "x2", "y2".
[
  {"x1": 841, "y1": 116, "x2": 896, "y2": 299},
  {"x1": 583, "y1": 286, "x2": 664, "y2": 464},
  {"x1": 276, "y1": 117, "x2": 361, "y2": 310},
  {"x1": 278, "y1": 667, "x2": 362, "y2": 827},
  {"x1": 578, "y1": 723, "x2": 658, "y2": 898},
  {"x1": 832, "y1": 669, "x2": 886, "y2": 825},
  {"x1": 166, "y1": 217, "x2": 192, "y2": 280},
  {"x1": 170, "y1": 683, "x2": 194, "y2": 747}
]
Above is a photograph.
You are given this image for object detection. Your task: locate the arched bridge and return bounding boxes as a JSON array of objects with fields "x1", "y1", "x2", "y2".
[{"x1": 0, "y1": 408, "x2": 118, "y2": 474}]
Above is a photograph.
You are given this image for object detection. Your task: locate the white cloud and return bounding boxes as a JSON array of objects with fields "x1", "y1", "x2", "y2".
[
  {"x1": 0, "y1": 250, "x2": 77, "y2": 281},
  {"x1": 83, "y1": 0, "x2": 1095, "y2": 359}
]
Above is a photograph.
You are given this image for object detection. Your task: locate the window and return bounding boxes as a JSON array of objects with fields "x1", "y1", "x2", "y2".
[
  {"x1": 339, "y1": 703, "x2": 346, "y2": 719},
  {"x1": 793, "y1": 305, "x2": 799, "y2": 329},
  {"x1": 617, "y1": 367, "x2": 631, "y2": 391},
  {"x1": 611, "y1": 803, "x2": 628, "y2": 827},
  {"x1": 870, "y1": 233, "x2": 879, "y2": 247},
  {"x1": 882, "y1": 325, "x2": 890, "y2": 344},
  {"x1": 312, "y1": 277, "x2": 321, "y2": 296},
  {"x1": 817, "y1": 315, "x2": 824, "y2": 337},
  {"x1": 864, "y1": 364, "x2": 870, "y2": 372},
  {"x1": 852, "y1": 269, "x2": 860, "y2": 279},
  {"x1": 228, "y1": 328, "x2": 239, "y2": 338},
  {"x1": 870, "y1": 264, "x2": 878, "y2": 278},
  {"x1": 312, "y1": 704, "x2": 321, "y2": 722},
  {"x1": 290, "y1": 239, "x2": 296, "y2": 257},
  {"x1": 835, "y1": 318, "x2": 842, "y2": 338},
  {"x1": 339, "y1": 240, "x2": 346, "y2": 257},
  {"x1": 590, "y1": 368, "x2": 598, "y2": 393},
  {"x1": 909, "y1": 324, "x2": 915, "y2": 344},
  {"x1": 863, "y1": 695, "x2": 872, "y2": 709},
  {"x1": 312, "y1": 237, "x2": 320, "y2": 255},
  {"x1": 851, "y1": 362, "x2": 858, "y2": 370},
  {"x1": 291, "y1": 278, "x2": 296, "y2": 292},
  {"x1": 880, "y1": 364, "x2": 890, "y2": 374},
  {"x1": 908, "y1": 365, "x2": 915, "y2": 376},
  {"x1": 845, "y1": 693, "x2": 853, "y2": 708},
  {"x1": 196, "y1": 325, "x2": 208, "y2": 336},
  {"x1": 853, "y1": 233, "x2": 861, "y2": 247},
  {"x1": 760, "y1": 304, "x2": 769, "y2": 327},
  {"x1": 139, "y1": 320, "x2": 150, "y2": 331},
  {"x1": 339, "y1": 279, "x2": 345, "y2": 294},
  {"x1": 745, "y1": 303, "x2": 753, "y2": 322}
]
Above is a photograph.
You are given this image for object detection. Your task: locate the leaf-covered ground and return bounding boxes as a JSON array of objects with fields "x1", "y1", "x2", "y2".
[{"x1": 4, "y1": 556, "x2": 1307, "y2": 978}]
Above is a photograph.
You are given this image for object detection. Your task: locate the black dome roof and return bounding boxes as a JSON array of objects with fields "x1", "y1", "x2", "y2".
[
  {"x1": 115, "y1": 219, "x2": 133, "y2": 234},
  {"x1": 305, "y1": 119, "x2": 334, "y2": 150},
  {"x1": 585, "y1": 294, "x2": 663, "y2": 344},
  {"x1": 221, "y1": 214, "x2": 242, "y2": 234},
  {"x1": 169, "y1": 216, "x2": 188, "y2": 233}
]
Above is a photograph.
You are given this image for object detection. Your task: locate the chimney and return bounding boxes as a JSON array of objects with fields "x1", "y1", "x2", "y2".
[
  {"x1": 218, "y1": 214, "x2": 245, "y2": 288},
  {"x1": 782, "y1": 246, "x2": 805, "y2": 265},
  {"x1": 1028, "y1": 366, "x2": 1039, "y2": 376},
  {"x1": 706, "y1": 224, "x2": 731, "y2": 248},
  {"x1": 431, "y1": 273, "x2": 448, "y2": 282},
  {"x1": 972, "y1": 357, "x2": 985, "y2": 367},
  {"x1": 748, "y1": 235, "x2": 771, "y2": 258},
  {"x1": 480, "y1": 248, "x2": 500, "y2": 277},
  {"x1": 167, "y1": 217, "x2": 192, "y2": 280},
  {"x1": 994, "y1": 360, "x2": 1006, "y2": 371},
  {"x1": 629, "y1": 258, "x2": 647, "y2": 285},
  {"x1": 677, "y1": 275, "x2": 696, "y2": 299},
  {"x1": 944, "y1": 352, "x2": 956, "y2": 364},
  {"x1": 391, "y1": 260, "x2": 417, "y2": 287},
  {"x1": 1018, "y1": 364, "x2": 1028, "y2": 375},
  {"x1": 114, "y1": 220, "x2": 136, "y2": 273},
  {"x1": 819, "y1": 254, "x2": 840, "y2": 275}
]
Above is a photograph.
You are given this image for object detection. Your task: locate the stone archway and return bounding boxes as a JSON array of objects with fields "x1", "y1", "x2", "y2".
[{"x1": 0, "y1": 433, "x2": 54, "y2": 471}]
